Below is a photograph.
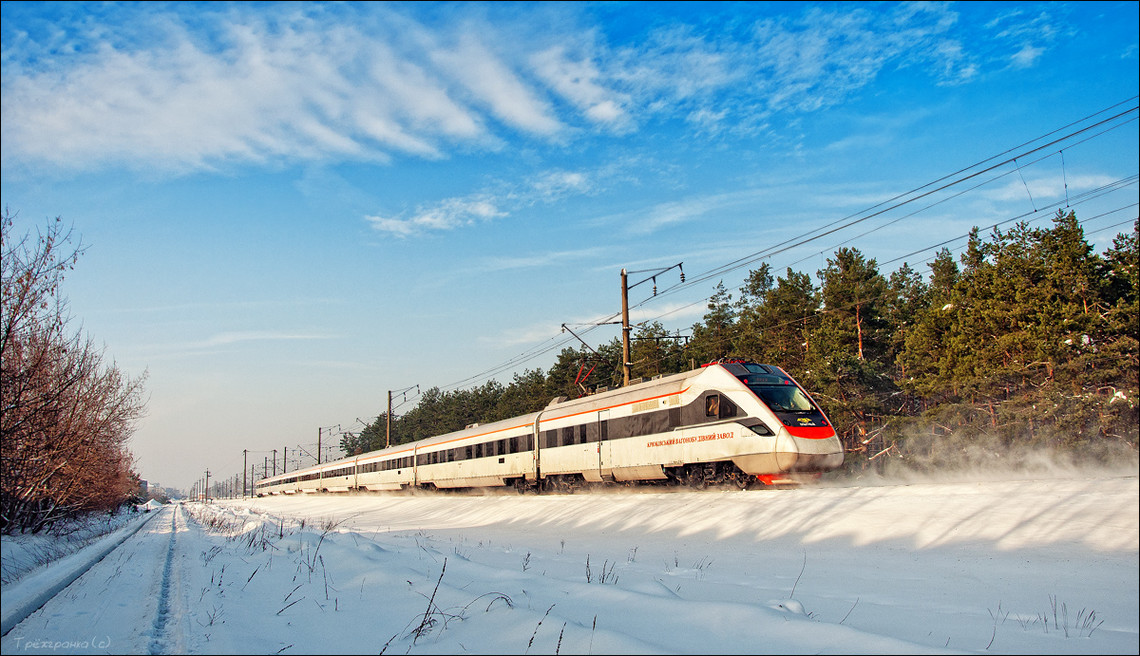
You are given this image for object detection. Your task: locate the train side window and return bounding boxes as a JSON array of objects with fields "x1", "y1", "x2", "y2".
[
  {"x1": 498, "y1": 439, "x2": 507, "y2": 455},
  {"x1": 719, "y1": 396, "x2": 737, "y2": 418},
  {"x1": 578, "y1": 424, "x2": 587, "y2": 444}
]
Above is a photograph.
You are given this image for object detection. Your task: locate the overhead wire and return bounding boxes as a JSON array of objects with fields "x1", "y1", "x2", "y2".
[
  {"x1": 429, "y1": 99, "x2": 1139, "y2": 393},
  {"x1": 630, "y1": 206, "x2": 1140, "y2": 375}
]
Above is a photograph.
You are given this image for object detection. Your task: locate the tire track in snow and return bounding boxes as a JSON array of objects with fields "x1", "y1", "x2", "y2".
[{"x1": 147, "y1": 505, "x2": 184, "y2": 655}]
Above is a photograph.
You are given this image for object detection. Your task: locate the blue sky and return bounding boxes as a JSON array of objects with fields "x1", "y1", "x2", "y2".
[{"x1": 3, "y1": 1, "x2": 1138, "y2": 491}]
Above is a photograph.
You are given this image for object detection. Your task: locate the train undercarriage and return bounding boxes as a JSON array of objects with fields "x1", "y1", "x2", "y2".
[{"x1": 496, "y1": 460, "x2": 815, "y2": 494}]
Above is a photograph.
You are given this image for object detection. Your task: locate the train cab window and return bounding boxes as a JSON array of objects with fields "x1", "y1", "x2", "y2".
[{"x1": 751, "y1": 384, "x2": 815, "y2": 412}]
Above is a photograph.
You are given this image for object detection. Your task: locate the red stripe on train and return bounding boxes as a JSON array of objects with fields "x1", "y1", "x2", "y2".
[{"x1": 784, "y1": 425, "x2": 836, "y2": 439}]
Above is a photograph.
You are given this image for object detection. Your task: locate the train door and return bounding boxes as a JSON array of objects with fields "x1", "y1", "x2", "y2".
[
  {"x1": 531, "y1": 413, "x2": 543, "y2": 482},
  {"x1": 597, "y1": 409, "x2": 613, "y2": 482}
]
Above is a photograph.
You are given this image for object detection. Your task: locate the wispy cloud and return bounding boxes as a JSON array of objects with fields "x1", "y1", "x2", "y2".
[
  {"x1": 1, "y1": 3, "x2": 1060, "y2": 172},
  {"x1": 135, "y1": 330, "x2": 336, "y2": 362},
  {"x1": 366, "y1": 195, "x2": 505, "y2": 237},
  {"x1": 1, "y1": 5, "x2": 564, "y2": 171},
  {"x1": 532, "y1": 44, "x2": 631, "y2": 130},
  {"x1": 981, "y1": 173, "x2": 1121, "y2": 204},
  {"x1": 476, "y1": 246, "x2": 608, "y2": 273},
  {"x1": 366, "y1": 166, "x2": 603, "y2": 237},
  {"x1": 192, "y1": 331, "x2": 333, "y2": 349}
]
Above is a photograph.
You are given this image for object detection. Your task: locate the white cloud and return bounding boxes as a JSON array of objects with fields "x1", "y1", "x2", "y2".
[
  {"x1": 196, "y1": 331, "x2": 332, "y2": 348},
  {"x1": 367, "y1": 166, "x2": 603, "y2": 237},
  {"x1": 427, "y1": 30, "x2": 563, "y2": 137},
  {"x1": 0, "y1": 3, "x2": 1034, "y2": 172},
  {"x1": 1010, "y1": 43, "x2": 1044, "y2": 69},
  {"x1": 981, "y1": 173, "x2": 1119, "y2": 204},
  {"x1": 0, "y1": 8, "x2": 562, "y2": 171},
  {"x1": 622, "y1": 188, "x2": 772, "y2": 235},
  {"x1": 530, "y1": 170, "x2": 594, "y2": 203},
  {"x1": 366, "y1": 195, "x2": 505, "y2": 237},
  {"x1": 477, "y1": 246, "x2": 607, "y2": 272},
  {"x1": 136, "y1": 330, "x2": 336, "y2": 360},
  {"x1": 531, "y1": 45, "x2": 631, "y2": 130}
]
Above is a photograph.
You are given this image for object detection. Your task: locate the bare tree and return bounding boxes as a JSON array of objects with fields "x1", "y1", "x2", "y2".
[{"x1": 2, "y1": 210, "x2": 147, "y2": 533}]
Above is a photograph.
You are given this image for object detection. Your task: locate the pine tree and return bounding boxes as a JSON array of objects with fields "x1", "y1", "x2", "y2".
[
  {"x1": 808, "y1": 248, "x2": 893, "y2": 447},
  {"x1": 734, "y1": 266, "x2": 818, "y2": 376},
  {"x1": 687, "y1": 281, "x2": 737, "y2": 364}
]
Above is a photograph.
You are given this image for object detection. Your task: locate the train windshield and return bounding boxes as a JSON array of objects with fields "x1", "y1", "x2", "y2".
[{"x1": 748, "y1": 383, "x2": 816, "y2": 413}]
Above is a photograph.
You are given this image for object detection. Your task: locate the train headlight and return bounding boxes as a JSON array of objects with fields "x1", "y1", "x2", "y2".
[{"x1": 742, "y1": 419, "x2": 773, "y2": 436}]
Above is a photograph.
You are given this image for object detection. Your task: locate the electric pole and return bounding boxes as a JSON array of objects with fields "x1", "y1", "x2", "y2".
[
  {"x1": 621, "y1": 268, "x2": 631, "y2": 386},
  {"x1": 317, "y1": 425, "x2": 341, "y2": 464},
  {"x1": 387, "y1": 385, "x2": 419, "y2": 448},
  {"x1": 243, "y1": 449, "x2": 248, "y2": 498},
  {"x1": 620, "y1": 263, "x2": 684, "y2": 386}
]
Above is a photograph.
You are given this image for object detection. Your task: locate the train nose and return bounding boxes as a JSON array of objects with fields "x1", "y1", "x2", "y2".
[
  {"x1": 775, "y1": 431, "x2": 799, "y2": 471},
  {"x1": 774, "y1": 430, "x2": 844, "y2": 472}
]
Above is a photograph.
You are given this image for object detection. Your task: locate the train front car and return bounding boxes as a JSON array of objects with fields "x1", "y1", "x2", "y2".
[{"x1": 705, "y1": 361, "x2": 843, "y2": 483}]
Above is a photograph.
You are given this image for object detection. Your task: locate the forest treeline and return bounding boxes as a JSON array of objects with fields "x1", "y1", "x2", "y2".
[
  {"x1": 345, "y1": 211, "x2": 1138, "y2": 469},
  {"x1": 1, "y1": 214, "x2": 147, "y2": 534}
]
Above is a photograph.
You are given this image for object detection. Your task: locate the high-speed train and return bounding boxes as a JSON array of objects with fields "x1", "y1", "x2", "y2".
[{"x1": 254, "y1": 360, "x2": 843, "y2": 495}]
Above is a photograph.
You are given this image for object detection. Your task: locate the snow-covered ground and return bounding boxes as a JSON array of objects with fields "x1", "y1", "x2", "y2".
[{"x1": 1, "y1": 471, "x2": 1137, "y2": 654}]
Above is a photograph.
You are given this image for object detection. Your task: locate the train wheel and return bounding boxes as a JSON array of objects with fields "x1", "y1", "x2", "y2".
[
  {"x1": 512, "y1": 478, "x2": 535, "y2": 494},
  {"x1": 546, "y1": 475, "x2": 572, "y2": 494},
  {"x1": 727, "y1": 468, "x2": 754, "y2": 490},
  {"x1": 682, "y1": 464, "x2": 711, "y2": 489}
]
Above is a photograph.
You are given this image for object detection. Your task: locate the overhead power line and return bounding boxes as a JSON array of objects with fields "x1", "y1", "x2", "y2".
[{"x1": 431, "y1": 98, "x2": 1139, "y2": 394}]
